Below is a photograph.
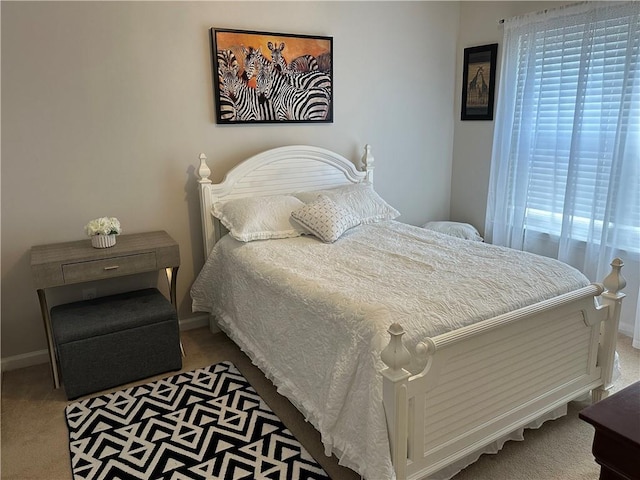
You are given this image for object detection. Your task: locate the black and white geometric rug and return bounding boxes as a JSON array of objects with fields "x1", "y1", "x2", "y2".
[{"x1": 65, "y1": 361, "x2": 330, "y2": 480}]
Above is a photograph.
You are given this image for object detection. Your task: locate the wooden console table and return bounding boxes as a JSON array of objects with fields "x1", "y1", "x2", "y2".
[
  {"x1": 30, "y1": 230, "x2": 180, "y2": 389},
  {"x1": 579, "y1": 381, "x2": 640, "y2": 480}
]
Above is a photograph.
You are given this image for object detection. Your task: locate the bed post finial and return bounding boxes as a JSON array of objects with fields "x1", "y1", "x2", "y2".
[
  {"x1": 198, "y1": 153, "x2": 212, "y2": 184},
  {"x1": 603, "y1": 258, "x2": 626, "y2": 295},
  {"x1": 381, "y1": 323, "x2": 411, "y2": 374},
  {"x1": 361, "y1": 144, "x2": 375, "y2": 183}
]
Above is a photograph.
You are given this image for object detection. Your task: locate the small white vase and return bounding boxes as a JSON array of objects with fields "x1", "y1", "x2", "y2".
[{"x1": 91, "y1": 234, "x2": 116, "y2": 248}]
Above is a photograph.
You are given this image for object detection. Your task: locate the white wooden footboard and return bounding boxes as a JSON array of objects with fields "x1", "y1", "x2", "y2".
[{"x1": 382, "y1": 259, "x2": 626, "y2": 480}]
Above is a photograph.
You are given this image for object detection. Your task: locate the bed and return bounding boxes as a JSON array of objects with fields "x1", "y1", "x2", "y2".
[{"x1": 190, "y1": 144, "x2": 626, "y2": 480}]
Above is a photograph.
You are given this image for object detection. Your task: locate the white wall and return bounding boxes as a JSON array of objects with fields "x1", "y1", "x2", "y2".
[{"x1": 1, "y1": 1, "x2": 460, "y2": 365}]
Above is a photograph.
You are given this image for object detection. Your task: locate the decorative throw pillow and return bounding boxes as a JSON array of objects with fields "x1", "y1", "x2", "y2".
[
  {"x1": 212, "y1": 195, "x2": 306, "y2": 242},
  {"x1": 421, "y1": 221, "x2": 484, "y2": 242},
  {"x1": 291, "y1": 195, "x2": 361, "y2": 243},
  {"x1": 294, "y1": 183, "x2": 400, "y2": 224}
]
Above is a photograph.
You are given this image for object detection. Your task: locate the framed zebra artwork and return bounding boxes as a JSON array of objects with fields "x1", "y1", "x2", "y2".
[
  {"x1": 211, "y1": 28, "x2": 333, "y2": 124},
  {"x1": 461, "y1": 43, "x2": 498, "y2": 121}
]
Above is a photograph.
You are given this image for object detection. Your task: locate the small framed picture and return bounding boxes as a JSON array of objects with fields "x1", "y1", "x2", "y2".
[
  {"x1": 211, "y1": 27, "x2": 333, "y2": 124},
  {"x1": 461, "y1": 43, "x2": 498, "y2": 121}
]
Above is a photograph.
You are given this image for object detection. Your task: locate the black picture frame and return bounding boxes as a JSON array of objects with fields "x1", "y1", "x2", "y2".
[
  {"x1": 211, "y1": 27, "x2": 333, "y2": 124},
  {"x1": 461, "y1": 43, "x2": 498, "y2": 121}
]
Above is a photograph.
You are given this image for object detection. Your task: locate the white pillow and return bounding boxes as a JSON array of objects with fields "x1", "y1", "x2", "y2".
[
  {"x1": 421, "y1": 221, "x2": 484, "y2": 242},
  {"x1": 291, "y1": 195, "x2": 361, "y2": 243},
  {"x1": 212, "y1": 195, "x2": 306, "y2": 242},
  {"x1": 294, "y1": 183, "x2": 400, "y2": 224}
]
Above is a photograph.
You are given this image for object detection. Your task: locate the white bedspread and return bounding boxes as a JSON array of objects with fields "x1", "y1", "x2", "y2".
[{"x1": 191, "y1": 221, "x2": 589, "y2": 479}]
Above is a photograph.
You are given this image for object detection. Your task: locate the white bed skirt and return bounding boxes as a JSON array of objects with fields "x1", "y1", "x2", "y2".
[{"x1": 428, "y1": 405, "x2": 567, "y2": 480}]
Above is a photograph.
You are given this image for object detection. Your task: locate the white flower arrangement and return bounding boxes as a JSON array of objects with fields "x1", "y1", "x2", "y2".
[{"x1": 84, "y1": 217, "x2": 122, "y2": 237}]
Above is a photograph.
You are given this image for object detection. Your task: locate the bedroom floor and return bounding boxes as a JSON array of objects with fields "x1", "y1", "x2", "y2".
[
  {"x1": 0, "y1": 327, "x2": 360, "y2": 480},
  {"x1": 1, "y1": 328, "x2": 638, "y2": 480}
]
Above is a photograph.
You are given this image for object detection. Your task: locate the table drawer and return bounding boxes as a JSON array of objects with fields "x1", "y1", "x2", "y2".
[{"x1": 62, "y1": 253, "x2": 157, "y2": 283}]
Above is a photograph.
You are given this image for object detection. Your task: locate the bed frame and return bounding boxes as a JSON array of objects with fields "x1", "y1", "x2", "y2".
[{"x1": 196, "y1": 144, "x2": 626, "y2": 480}]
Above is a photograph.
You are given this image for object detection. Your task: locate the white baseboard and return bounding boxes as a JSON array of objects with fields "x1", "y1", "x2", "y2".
[
  {"x1": 618, "y1": 322, "x2": 634, "y2": 339},
  {"x1": 1, "y1": 349, "x2": 51, "y2": 373},
  {"x1": 179, "y1": 313, "x2": 210, "y2": 331},
  {"x1": 1, "y1": 314, "x2": 211, "y2": 373}
]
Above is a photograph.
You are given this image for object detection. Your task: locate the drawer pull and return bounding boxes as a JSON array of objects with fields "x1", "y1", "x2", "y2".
[{"x1": 103, "y1": 266, "x2": 120, "y2": 271}]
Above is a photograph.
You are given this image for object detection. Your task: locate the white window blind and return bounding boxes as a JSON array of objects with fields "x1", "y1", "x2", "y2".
[
  {"x1": 486, "y1": 1, "x2": 640, "y2": 345},
  {"x1": 488, "y1": 1, "x2": 640, "y2": 254}
]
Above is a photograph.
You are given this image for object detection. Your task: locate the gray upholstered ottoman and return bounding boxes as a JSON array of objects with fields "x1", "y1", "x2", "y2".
[{"x1": 51, "y1": 288, "x2": 182, "y2": 399}]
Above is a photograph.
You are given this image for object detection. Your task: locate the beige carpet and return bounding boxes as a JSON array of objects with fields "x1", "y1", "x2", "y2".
[{"x1": 1, "y1": 328, "x2": 638, "y2": 480}]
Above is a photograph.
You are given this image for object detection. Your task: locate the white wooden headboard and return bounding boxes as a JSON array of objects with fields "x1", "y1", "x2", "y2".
[{"x1": 197, "y1": 144, "x2": 375, "y2": 258}]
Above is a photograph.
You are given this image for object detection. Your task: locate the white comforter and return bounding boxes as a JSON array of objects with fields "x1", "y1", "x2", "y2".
[{"x1": 190, "y1": 221, "x2": 589, "y2": 479}]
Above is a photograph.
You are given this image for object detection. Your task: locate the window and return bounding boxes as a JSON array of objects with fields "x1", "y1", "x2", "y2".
[
  {"x1": 485, "y1": 2, "x2": 639, "y2": 341},
  {"x1": 486, "y1": 1, "x2": 639, "y2": 255}
]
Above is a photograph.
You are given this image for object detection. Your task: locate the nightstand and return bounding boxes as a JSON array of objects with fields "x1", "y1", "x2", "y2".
[{"x1": 30, "y1": 230, "x2": 180, "y2": 389}]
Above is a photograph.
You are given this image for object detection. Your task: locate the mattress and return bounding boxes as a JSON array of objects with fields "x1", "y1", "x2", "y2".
[{"x1": 190, "y1": 221, "x2": 589, "y2": 479}]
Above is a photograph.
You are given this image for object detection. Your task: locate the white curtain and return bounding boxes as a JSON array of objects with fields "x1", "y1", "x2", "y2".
[{"x1": 486, "y1": 1, "x2": 640, "y2": 347}]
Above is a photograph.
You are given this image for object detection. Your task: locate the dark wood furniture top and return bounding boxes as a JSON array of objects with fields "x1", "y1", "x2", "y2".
[{"x1": 579, "y1": 381, "x2": 640, "y2": 480}]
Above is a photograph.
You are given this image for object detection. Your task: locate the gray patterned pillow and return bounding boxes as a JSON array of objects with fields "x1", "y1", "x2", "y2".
[
  {"x1": 294, "y1": 183, "x2": 400, "y2": 224},
  {"x1": 291, "y1": 195, "x2": 361, "y2": 243}
]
